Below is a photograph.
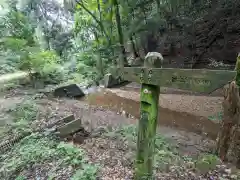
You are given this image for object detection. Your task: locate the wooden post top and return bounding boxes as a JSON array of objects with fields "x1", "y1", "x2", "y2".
[{"x1": 144, "y1": 52, "x2": 164, "y2": 68}]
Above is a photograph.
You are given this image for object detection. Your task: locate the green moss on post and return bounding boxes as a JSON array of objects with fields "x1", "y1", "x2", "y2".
[
  {"x1": 235, "y1": 53, "x2": 240, "y2": 87},
  {"x1": 134, "y1": 52, "x2": 162, "y2": 179},
  {"x1": 135, "y1": 84, "x2": 159, "y2": 179}
]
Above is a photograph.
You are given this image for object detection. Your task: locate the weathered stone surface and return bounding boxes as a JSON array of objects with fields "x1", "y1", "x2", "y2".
[
  {"x1": 56, "y1": 118, "x2": 82, "y2": 137},
  {"x1": 72, "y1": 129, "x2": 90, "y2": 144},
  {"x1": 128, "y1": 56, "x2": 144, "y2": 67},
  {"x1": 103, "y1": 73, "x2": 121, "y2": 88},
  {"x1": 99, "y1": 78, "x2": 105, "y2": 87},
  {"x1": 61, "y1": 114, "x2": 75, "y2": 124},
  {"x1": 53, "y1": 84, "x2": 85, "y2": 98},
  {"x1": 144, "y1": 52, "x2": 164, "y2": 68}
]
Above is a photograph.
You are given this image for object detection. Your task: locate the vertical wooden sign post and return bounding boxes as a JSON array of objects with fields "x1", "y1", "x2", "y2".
[
  {"x1": 110, "y1": 52, "x2": 236, "y2": 179},
  {"x1": 135, "y1": 53, "x2": 162, "y2": 179}
]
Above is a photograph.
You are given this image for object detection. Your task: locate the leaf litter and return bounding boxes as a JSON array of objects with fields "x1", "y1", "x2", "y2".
[{"x1": 0, "y1": 88, "x2": 239, "y2": 179}]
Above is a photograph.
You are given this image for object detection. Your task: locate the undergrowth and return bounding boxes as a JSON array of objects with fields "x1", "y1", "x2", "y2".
[
  {"x1": 208, "y1": 112, "x2": 223, "y2": 122},
  {"x1": 105, "y1": 125, "x2": 183, "y2": 167},
  {"x1": 0, "y1": 133, "x2": 98, "y2": 180},
  {"x1": 0, "y1": 98, "x2": 38, "y2": 139},
  {"x1": 0, "y1": 99, "x2": 233, "y2": 179},
  {"x1": 0, "y1": 96, "x2": 99, "y2": 179},
  {"x1": 5, "y1": 98, "x2": 39, "y2": 134},
  {"x1": 0, "y1": 79, "x2": 23, "y2": 92},
  {"x1": 104, "y1": 125, "x2": 222, "y2": 173}
]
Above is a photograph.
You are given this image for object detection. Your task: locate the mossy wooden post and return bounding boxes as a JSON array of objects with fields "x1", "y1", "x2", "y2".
[
  {"x1": 110, "y1": 52, "x2": 237, "y2": 178},
  {"x1": 135, "y1": 52, "x2": 163, "y2": 179}
]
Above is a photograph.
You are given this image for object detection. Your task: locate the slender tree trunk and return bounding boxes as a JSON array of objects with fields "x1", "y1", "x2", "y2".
[
  {"x1": 96, "y1": 0, "x2": 104, "y2": 77},
  {"x1": 113, "y1": 0, "x2": 127, "y2": 65},
  {"x1": 129, "y1": 3, "x2": 139, "y2": 58},
  {"x1": 93, "y1": 30, "x2": 104, "y2": 78},
  {"x1": 130, "y1": 36, "x2": 138, "y2": 58},
  {"x1": 155, "y1": 0, "x2": 161, "y2": 17},
  {"x1": 42, "y1": 28, "x2": 50, "y2": 50},
  {"x1": 96, "y1": 53, "x2": 104, "y2": 78},
  {"x1": 97, "y1": 0, "x2": 102, "y2": 23}
]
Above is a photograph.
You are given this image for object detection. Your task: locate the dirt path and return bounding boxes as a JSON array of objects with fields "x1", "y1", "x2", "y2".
[
  {"x1": 0, "y1": 88, "x2": 215, "y2": 156},
  {"x1": 84, "y1": 89, "x2": 222, "y2": 140},
  {"x1": 107, "y1": 88, "x2": 223, "y2": 118}
]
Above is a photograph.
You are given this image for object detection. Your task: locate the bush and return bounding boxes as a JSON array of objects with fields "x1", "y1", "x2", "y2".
[
  {"x1": 40, "y1": 63, "x2": 66, "y2": 84},
  {"x1": 20, "y1": 50, "x2": 67, "y2": 85},
  {"x1": 1, "y1": 29, "x2": 67, "y2": 85}
]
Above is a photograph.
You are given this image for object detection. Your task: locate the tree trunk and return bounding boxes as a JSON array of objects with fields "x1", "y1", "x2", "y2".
[
  {"x1": 155, "y1": 0, "x2": 161, "y2": 16},
  {"x1": 128, "y1": 1, "x2": 139, "y2": 59},
  {"x1": 113, "y1": 0, "x2": 127, "y2": 66},
  {"x1": 216, "y1": 81, "x2": 240, "y2": 167},
  {"x1": 96, "y1": 53, "x2": 104, "y2": 78},
  {"x1": 93, "y1": 31, "x2": 104, "y2": 79},
  {"x1": 130, "y1": 35, "x2": 139, "y2": 58}
]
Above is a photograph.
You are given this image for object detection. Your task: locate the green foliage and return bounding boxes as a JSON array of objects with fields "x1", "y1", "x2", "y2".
[
  {"x1": 0, "y1": 38, "x2": 24, "y2": 75},
  {"x1": 0, "y1": 133, "x2": 98, "y2": 179},
  {"x1": 7, "y1": 99, "x2": 38, "y2": 122},
  {"x1": 71, "y1": 164, "x2": 99, "y2": 180},
  {"x1": 0, "y1": 7, "x2": 35, "y2": 76},
  {"x1": 1, "y1": 9, "x2": 35, "y2": 44},
  {"x1": 195, "y1": 154, "x2": 221, "y2": 173},
  {"x1": 2, "y1": 35, "x2": 66, "y2": 84},
  {"x1": 0, "y1": 37, "x2": 27, "y2": 51},
  {"x1": 6, "y1": 99, "x2": 38, "y2": 133},
  {"x1": 0, "y1": 0, "x2": 234, "y2": 87},
  {"x1": 0, "y1": 62, "x2": 18, "y2": 75},
  {"x1": 68, "y1": 51, "x2": 100, "y2": 81},
  {"x1": 104, "y1": 125, "x2": 183, "y2": 171},
  {"x1": 0, "y1": 80, "x2": 21, "y2": 92},
  {"x1": 19, "y1": 50, "x2": 67, "y2": 84},
  {"x1": 15, "y1": 176, "x2": 27, "y2": 180},
  {"x1": 0, "y1": 134, "x2": 57, "y2": 176},
  {"x1": 0, "y1": 2, "x2": 71, "y2": 85},
  {"x1": 56, "y1": 142, "x2": 87, "y2": 167},
  {"x1": 154, "y1": 135, "x2": 180, "y2": 171},
  {"x1": 28, "y1": 50, "x2": 60, "y2": 69},
  {"x1": 78, "y1": 52, "x2": 95, "y2": 66},
  {"x1": 40, "y1": 63, "x2": 66, "y2": 84},
  {"x1": 103, "y1": 125, "x2": 229, "y2": 174},
  {"x1": 208, "y1": 112, "x2": 223, "y2": 122}
]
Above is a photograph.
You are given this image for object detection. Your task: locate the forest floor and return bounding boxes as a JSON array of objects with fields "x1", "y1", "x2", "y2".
[{"x1": 0, "y1": 83, "x2": 239, "y2": 179}]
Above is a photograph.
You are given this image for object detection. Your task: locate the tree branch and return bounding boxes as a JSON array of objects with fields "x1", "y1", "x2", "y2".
[{"x1": 75, "y1": 0, "x2": 111, "y2": 46}]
